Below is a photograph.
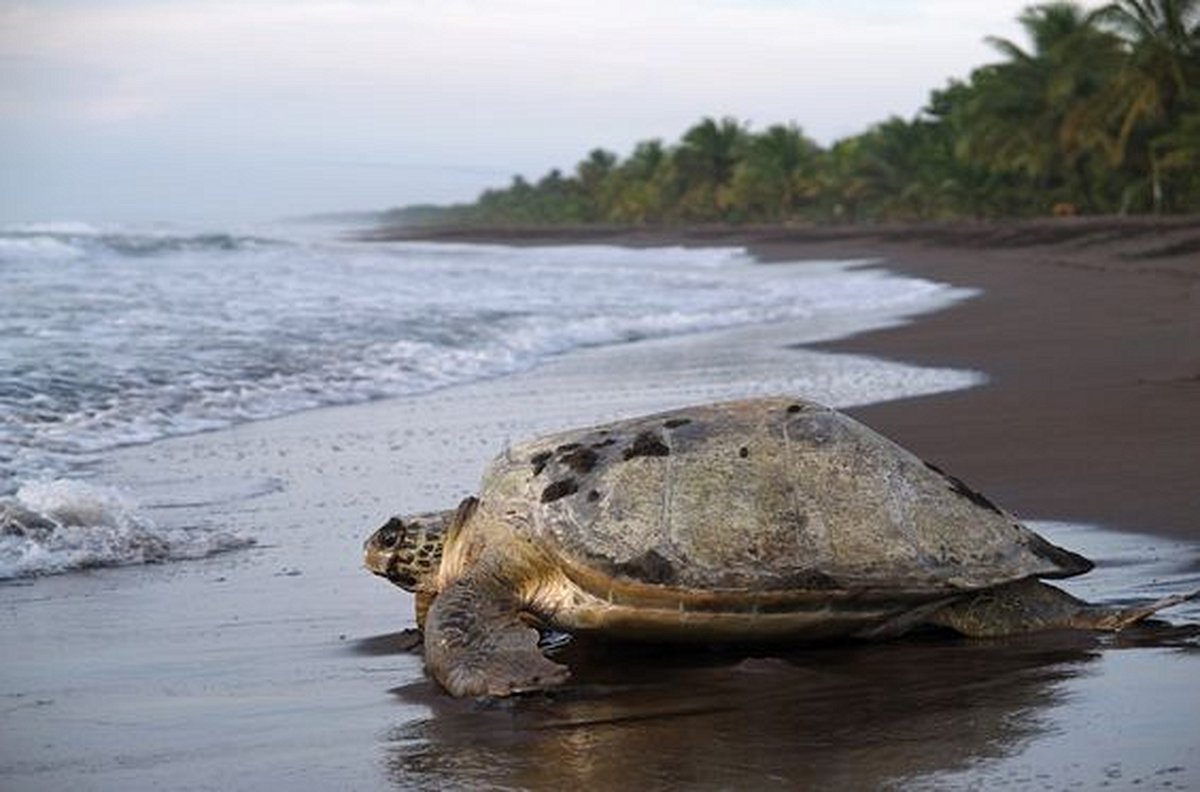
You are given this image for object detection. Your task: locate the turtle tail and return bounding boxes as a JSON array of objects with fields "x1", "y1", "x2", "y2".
[{"x1": 926, "y1": 579, "x2": 1199, "y2": 638}]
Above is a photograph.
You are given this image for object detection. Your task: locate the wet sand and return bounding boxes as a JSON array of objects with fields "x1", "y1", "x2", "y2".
[{"x1": 3, "y1": 221, "x2": 1200, "y2": 790}]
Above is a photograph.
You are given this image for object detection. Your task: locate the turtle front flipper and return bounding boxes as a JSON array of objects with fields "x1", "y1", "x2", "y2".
[
  {"x1": 928, "y1": 579, "x2": 1199, "y2": 637},
  {"x1": 424, "y1": 574, "x2": 570, "y2": 697}
]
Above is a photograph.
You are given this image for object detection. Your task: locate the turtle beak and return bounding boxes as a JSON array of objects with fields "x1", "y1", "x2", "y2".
[
  {"x1": 363, "y1": 540, "x2": 388, "y2": 577},
  {"x1": 363, "y1": 544, "x2": 413, "y2": 588}
]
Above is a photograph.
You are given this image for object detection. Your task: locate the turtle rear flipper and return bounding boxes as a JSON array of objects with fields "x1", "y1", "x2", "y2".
[
  {"x1": 1071, "y1": 590, "x2": 1200, "y2": 631},
  {"x1": 928, "y1": 579, "x2": 1199, "y2": 637},
  {"x1": 424, "y1": 574, "x2": 570, "y2": 698}
]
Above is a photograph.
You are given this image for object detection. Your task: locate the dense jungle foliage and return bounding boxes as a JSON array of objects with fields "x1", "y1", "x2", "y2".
[{"x1": 387, "y1": 1, "x2": 1200, "y2": 226}]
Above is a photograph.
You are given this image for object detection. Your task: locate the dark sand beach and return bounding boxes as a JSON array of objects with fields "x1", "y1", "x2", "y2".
[{"x1": 3, "y1": 218, "x2": 1198, "y2": 790}]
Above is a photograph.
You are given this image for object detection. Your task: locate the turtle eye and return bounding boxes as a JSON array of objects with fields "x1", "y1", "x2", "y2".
[{"x1": 375, "y1": 518, "x2": 405, "y2": 548}]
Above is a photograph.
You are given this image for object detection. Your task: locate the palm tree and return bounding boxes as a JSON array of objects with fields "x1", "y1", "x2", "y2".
[
  {"x1": 610, "y1": 139, "x2": 672, "y2": 225},
  {"x1": 1095, "y1": 0, "x2": 1200, "y2": 210},
  {"x1": 845, "y1": 117, "x2": 955, "y2": 221},
  {"x1": 575, "y1": 148, "x2": 618, "y2": 221},
  {"x1": 730, "y1": 124, "x2": 821, "y2": 221},
  {"x1": 958, "y1": 2, "x2": 1123, "y2": 212},
  {"x1": 925, "y1": 79, "x2": 1016, "y2": 218},
  {"x1": 819, "y1": 138, "x2": 871, "y2": 222},
  {"x1": 534, "y1": 168, "x2": 588, "y2": 223},
  {"x1": 674, "y1": 117, "x2": 747, "y2": 220}
]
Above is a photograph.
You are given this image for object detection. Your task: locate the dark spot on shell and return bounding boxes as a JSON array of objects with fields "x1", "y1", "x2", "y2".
[
  {"x1": 663, "y1": 418, "x2": 692, "y2": 429},
  {"x1": 556, "y1": 442, "x2": 582, "y2": 453},
  {"x1": 787, "y1": 404, "x2": 803, "y2": 414},
  {"x1": 739, "y1": 446, "x2": 750, "y2": 459},
  {"x1": 560, "y1": 447, "x2": 599, "y2": 474},
  {"x1": 586, "y1": 489, "x2": 601, "y2": 502},
  {"x1": 591, "y1": 438, "x2": 616, "y2": 448},
  {"x1": 615, "y1": 549, "x2": 676, "y2": 585},
  {"x1": 541, "y1": 478, "x2": 579, "y2": 503},
  {"x1": 623, "y1": 431, "x2": 669, "y2": 460},
  {"x1": 530, "y1": 451, "x2": 552, "y2": 476}
]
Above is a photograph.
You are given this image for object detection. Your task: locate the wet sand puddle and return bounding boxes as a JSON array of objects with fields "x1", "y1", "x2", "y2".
[{"x1": 366, "y1": 523, "x2": 1200, "y2": 791}]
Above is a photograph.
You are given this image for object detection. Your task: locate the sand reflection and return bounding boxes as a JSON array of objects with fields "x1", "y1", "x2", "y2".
[{"x1": 377, "y1": 634, "x2": 1106, "y2": 790}]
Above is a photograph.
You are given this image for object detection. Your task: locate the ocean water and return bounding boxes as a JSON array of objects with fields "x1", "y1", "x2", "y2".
[{"x1": 0, "y1": 221, "x2": 980, "y2": 577}]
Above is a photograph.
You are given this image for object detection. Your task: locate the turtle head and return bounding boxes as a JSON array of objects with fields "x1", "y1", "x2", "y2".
[{"x1": 363, "y1": 510, "x2": 452, "y2": 593}]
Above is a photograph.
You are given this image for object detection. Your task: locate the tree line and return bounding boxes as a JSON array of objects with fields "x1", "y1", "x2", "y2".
[{"x1": 388, "y1": 1, "x2": 1199, "y2": 227}]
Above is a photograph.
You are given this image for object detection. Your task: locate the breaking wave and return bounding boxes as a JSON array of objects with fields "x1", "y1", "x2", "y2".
[
  {"x1": 0, "y1": 480, "x2": 253, "y2": 580},
  {"x1": 0, "y1": 225, "x2": 281, "y2": 264}
]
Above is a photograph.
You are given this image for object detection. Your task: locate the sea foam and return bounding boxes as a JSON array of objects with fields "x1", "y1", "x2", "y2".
[{"x1": 0, "y1": 480, "x2": 253, "y2": 579}]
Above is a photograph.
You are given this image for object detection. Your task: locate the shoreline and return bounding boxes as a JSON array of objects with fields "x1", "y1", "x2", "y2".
[
  {"x1": 3, "y1": 222, "x2": 1198, "y2": 790},
  {"x1": 370, "y1": 217, "x2": 1200, "y2": 540}
]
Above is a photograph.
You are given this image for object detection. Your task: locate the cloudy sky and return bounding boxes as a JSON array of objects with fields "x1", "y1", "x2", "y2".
[{"x1": 0, "y1": 0, "x2": 1037, "y2": 226}]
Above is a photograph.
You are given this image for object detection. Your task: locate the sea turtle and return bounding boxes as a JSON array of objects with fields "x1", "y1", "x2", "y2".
[{"x1": 364, "y1": 397, "x2": 1195, "y2": 697}]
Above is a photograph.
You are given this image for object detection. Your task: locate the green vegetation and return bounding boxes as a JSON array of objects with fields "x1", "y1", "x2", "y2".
[{"x1": 388, "y1": 1, "x2": 1200, "y2": 226}]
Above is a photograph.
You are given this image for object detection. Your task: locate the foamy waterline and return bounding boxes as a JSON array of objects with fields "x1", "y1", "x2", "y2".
[
  {"x1": 0, "y1": 480, "x2": 253, "y2": 579},
  {"x1": 1, "y1": 224, "x2": 984, "y2": 577},
  {"x1": 1, "y1": 228, "x2": 980, "y2": 486}
]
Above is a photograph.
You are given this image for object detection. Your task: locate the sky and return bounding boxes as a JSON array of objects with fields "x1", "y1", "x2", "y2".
[{"x1": 0, "y1": 0, "x2": 1038, "y2": 226}]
